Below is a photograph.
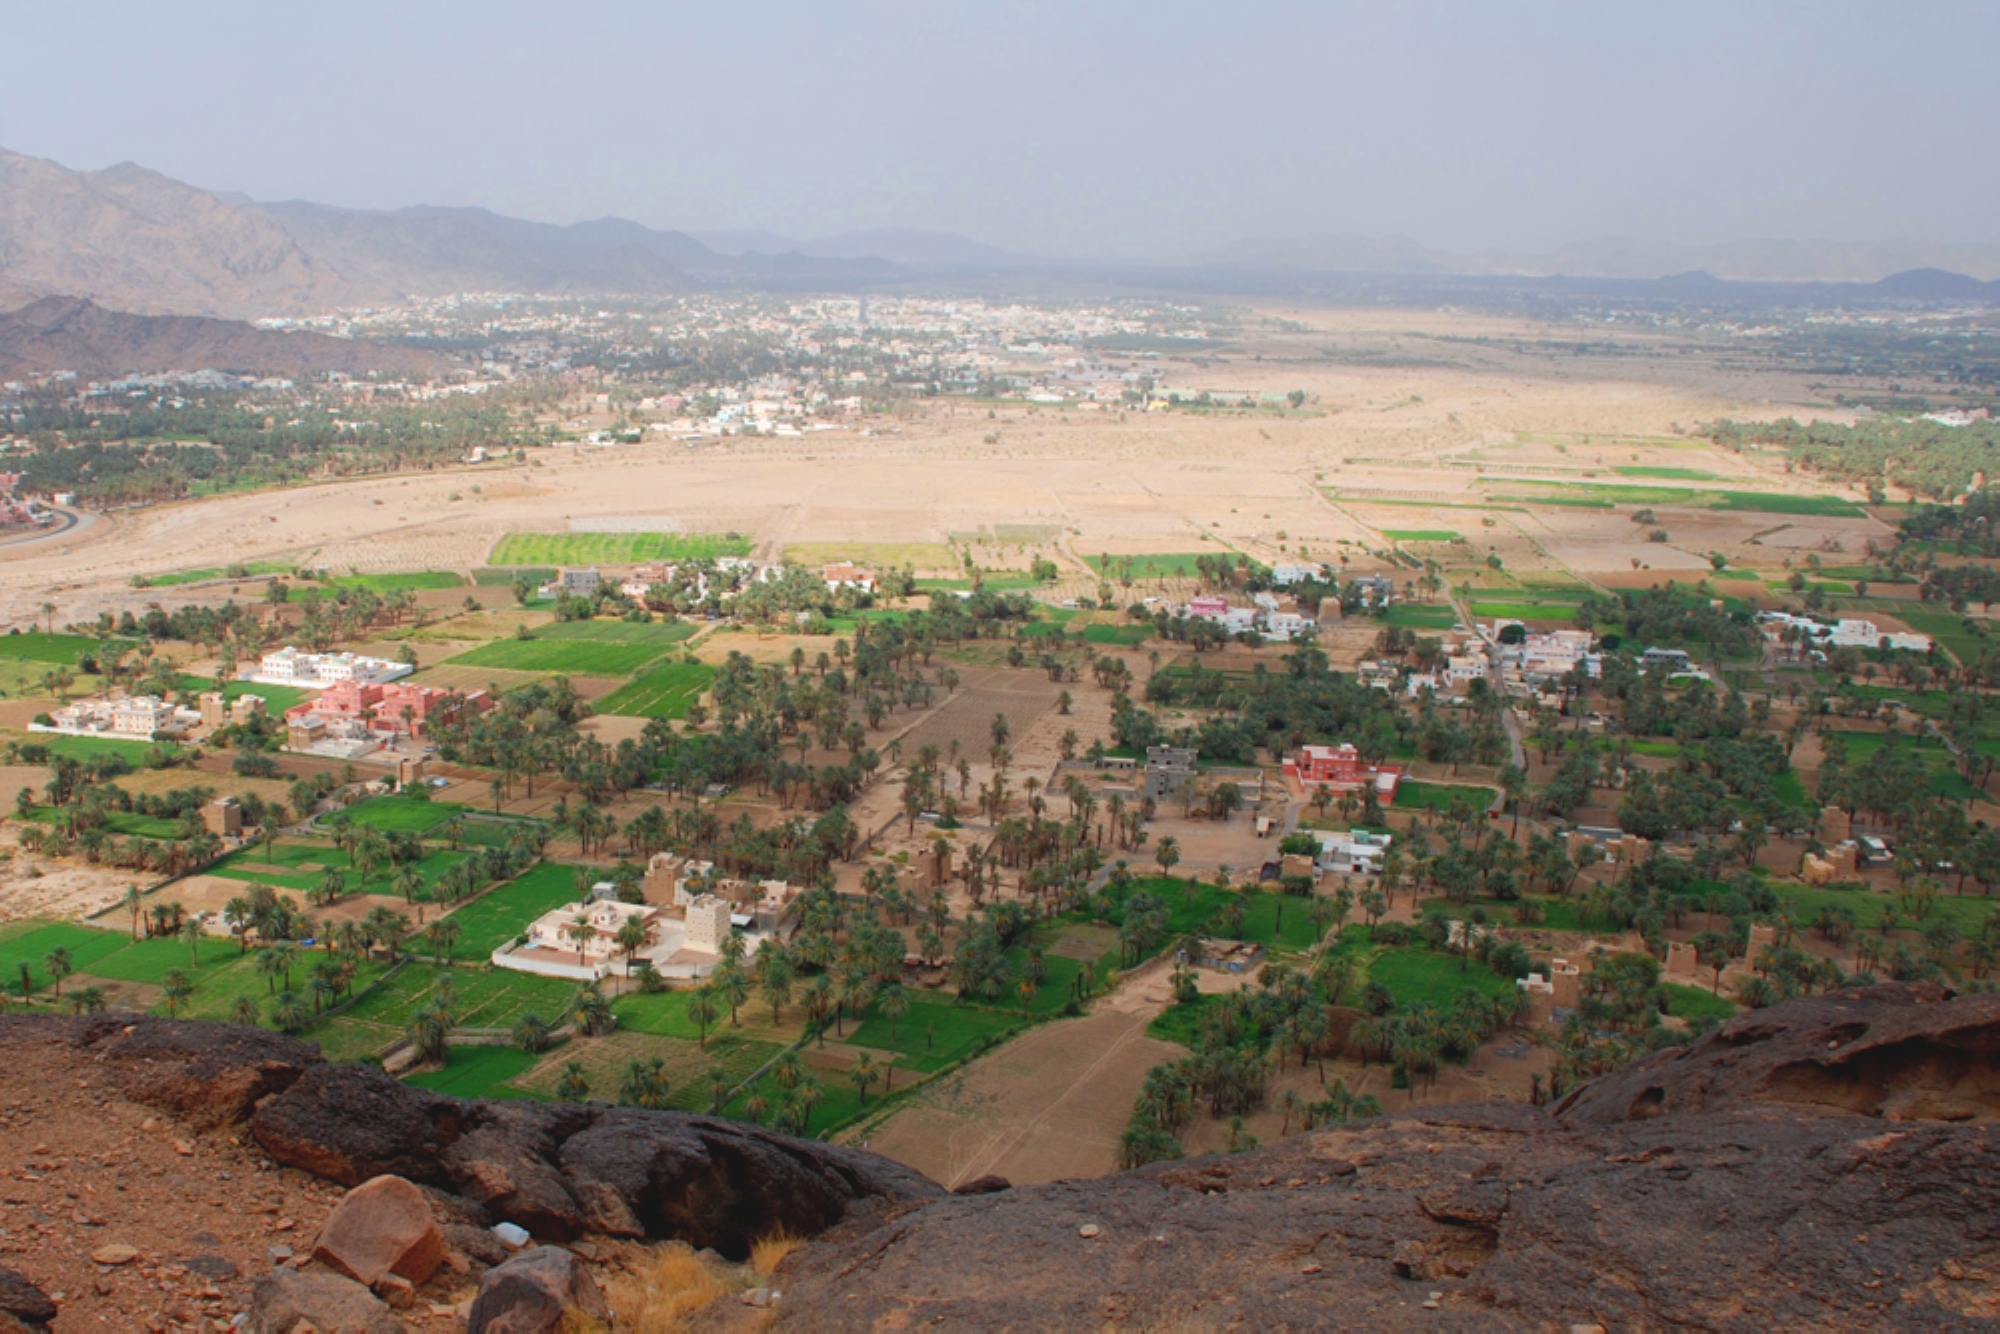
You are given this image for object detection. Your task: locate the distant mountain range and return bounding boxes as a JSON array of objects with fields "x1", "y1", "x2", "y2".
[
  {"x1": 1193, "y1": 232, "x2": 2000, "y2": 284},
  {"x1": 2, "y1": 146, "x2": 1997, "y2": 321},
  {"x1": 0, "y1": 296, "x2": 447, "y2": 380}
]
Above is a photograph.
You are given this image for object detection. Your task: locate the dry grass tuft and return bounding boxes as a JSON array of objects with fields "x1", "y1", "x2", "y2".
[
  {"x1": 601, "y1": 1243, "x2": 727, "y2": 1332},
  {"x1": 749, "y1": 1230, "x2": 806, "y2": 1277}
]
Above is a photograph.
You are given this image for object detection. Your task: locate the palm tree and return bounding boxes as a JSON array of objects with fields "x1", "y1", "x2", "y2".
[
  {"x1": 555, "y1": 1062, "x2": 590, "y2": 1103},
  {"x1": 406, "y1": 1001, "x2": 451, "y2": 1063},
  {"x1": 68, "y1": 986, "x2": 107, "y2": 1015},
  {"x1": 271, "y1": 990, "x2": 308, "y2": 1033},
  {"x1": 687, "y1": 986, "x2": 719, "y2": 1050},
  {"x1": 161, "y1": 968, "x2": 194, "y2": 1018},
  {"x1": 877, "y1": 982, "x2": 909, "y2": 1039},
  {"x1": 512, "y1": 1011, "x2": 553, "y2": 1054},
  {"x1": 123, "y1": 885, "x2": 145, "y2": 941},
  {"x1": 1153, "y1": 835, "x2": 1181, "y2": 881},
  {"x1": 564, "y1": 917, "x2": 595, "y2": 968},
  {"x1": 393, "y1": 866, "x2": 425, "y2": 907},
  {"x1": 716, "y1": 963, "x2": 750, "y2": 1026},
  {"x1": 851, "y1": 1051, "x2": 880, "y2": 1106},
  {"x1": 567, "y1": 984, "x2": 616, "y2": 1036},
  {"x1": 703, "y1": 1065, "x2": 733, "y2": 1114},
  {"x1": 43, "y1": 948, "x2": 72, "y2": 999},
  {"x1": 229, "y1": 996, "x2": 260, "y2": 1027},
  {"x1": 758, "y1": 952, "x2": 793, "y2": 1023},
  {"x1": 180, "y1": 917, "x2": 204, "y2": 967}
]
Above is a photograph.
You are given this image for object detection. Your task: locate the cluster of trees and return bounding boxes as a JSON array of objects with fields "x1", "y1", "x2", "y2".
[
  {"x1": 1708, "y1": 416, "x2": 2000, "y2": 502},
  {"x1": 13, "y1": 394, "x2": 544, "y2": 507},
  {"x1": 1575, "y1": 586, "x2": 1764, "y2": 662},
  {"x1": 1121, "y1": 955, "x2": 1388, "y2": 1168}
]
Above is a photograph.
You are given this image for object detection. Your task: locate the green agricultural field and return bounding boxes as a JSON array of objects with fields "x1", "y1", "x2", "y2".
[
  {"x1": 1380, "y1": 604, "x2": 1458, "y2": 630},
  {"x1": 1240, "y1": 891, "x2": 1328, "y2": 950},
  {"x1": 1415, "y1": 895, "x2": 1590, "y2": 933},
  {"x1": 403, "y1": 1045, "x2": 544, "y2": 1099},
  {"x1": 1825, "y1": 731, "x2": 1986, "y2": 803},
  {"x1": 1383, "y1": 529, "x2": 1461, "y2": 542},
  {"x1": 489, "y1": 533, "x2": 751, "y2": 566},
  {"x1": 0, "y1": 632, "x2": 114, "y2": 665},
  {"x1": 1482, "y1": 479, "x2": 1864, "y2": 517},
  {"x1": 447, "y1": 634, "x2": 669, "y2": 676},
  {"x1": 325, "y1": 571, "x2": 466, "y2": 593},
  {"x1": 31, "y1": 735, "x2": 181, "y2": 762},
  {"x1": 845, "y1": 992, "x2": 1025, "y2": 1074},
  {"x1": 1469, "y1": 601, "x2": 1584, "y2": 622},
  {"x1": 1614, "y1": 466, "x2": 1717, "y2": 480},
  {"x1": 1395, "y1": 780, "x2": 1496, "y2": 812},
  {"x1": 0, "y1": 922, "x2": 131, "y2": 991},
  {"x1": 208, "y1": 840, "x2": 475, "y2": 900},
  {"x1": 1366, "y1": 947, "x2": 1517, "y2": 1012},
  {"x1": 1663, "y1": 983, "x2": 1738, "y2": 1022},
  {"x1": 594, "y1": 661, "x2": 717, "y2": 718},
  {"x1": 139, "y1": 560, "x2": 294, "y2": 588},
  {"x1": 539, "y1": 619, "x2": 696, "y2": 646},
  {"x1": 474, "y1": 566, "x2": 554, "y2": 587},
  {"x1": 334, "y1": 795, "x2": 459, "y2": 835},
  {"x1": 175, "y1": 676, "x2": 314, "y2": 713},
  {"x1": 1088, "y1": 553, "x2": 1227, "y2": 579},
  {"x1": 441, "y1": 862, "x2": 585, "y2": 959},
  {"x1": 23, "y1": 808, "x2": 184, "y2": 840},
  {"x1": 1081, "y1": 622, "x2": 1152, "y2": 646},
  {"x1": 1897, "y1": 610, "x2": 1991, "y2": 665}
]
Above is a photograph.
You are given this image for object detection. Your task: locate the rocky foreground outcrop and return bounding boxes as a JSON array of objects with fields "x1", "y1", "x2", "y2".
[
  {"x1": 2, "y1": 986, "x2": 1995, "y2": 1330},
  {"x1": 0, "y1": 1013, "x2": 939, "y2": 1262},
  {"x1": 771, "y1": 984, "x2": 2000, "y2": 1331}
]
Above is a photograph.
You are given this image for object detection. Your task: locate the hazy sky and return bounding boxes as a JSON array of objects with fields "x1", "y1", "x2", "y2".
[{"x1": 5, "y1": 1, "x2": 1996, "y2": 257}]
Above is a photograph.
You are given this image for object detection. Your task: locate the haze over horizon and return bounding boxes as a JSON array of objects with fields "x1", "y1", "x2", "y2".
[{"x1": 5, "y1": 0, "x2": 1997, "y2": 262}]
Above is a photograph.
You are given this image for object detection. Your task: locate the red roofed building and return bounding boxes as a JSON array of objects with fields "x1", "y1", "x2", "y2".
[
  {"x1": 1283, "y1": 743, "x2": 1403, "y2": 801},
  {"x1": 285, "y1": 680, "x2": 487, "y2": 739}
]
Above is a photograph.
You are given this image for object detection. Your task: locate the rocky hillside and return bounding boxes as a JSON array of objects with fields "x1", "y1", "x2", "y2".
[
  {"x1": 0, "y1": 149, "x2": 344, "y2": 318},
  {"x1": 0, "y1": 296, "x2": 450, "y2": 380},
  {"x1": 0, "y1": 148, "x2": 896, "y2": 319},
  {"x1": 776, "y1": 983, "x2": 2000, "y2": 1330},
  {"x1": 0, "y1": 985, "x2": 1990, "y2": 1330}
]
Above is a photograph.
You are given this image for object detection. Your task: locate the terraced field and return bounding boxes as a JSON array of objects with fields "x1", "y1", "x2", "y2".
[
  {"x1": 489, "y1": 533, "x2": 751, "y2": 566},
  {"x1": 594, "y1": 661, "x2": 716, "y2": 718}
]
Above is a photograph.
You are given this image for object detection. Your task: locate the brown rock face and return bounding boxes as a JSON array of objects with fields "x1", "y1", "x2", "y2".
[
  {"x1": 245, "y1": 1268, "x2": 406, "y2": 1334},
  {"x1": 775, "y1": 987, "x2": 2000, "y2": 1331},
  {"x1": 0, "y1": 1266, "x2": 56, "y2": 1328},
  {"x1": 311, "y1": 1175, "x2": 449, "y2": 1288},
  {"x1": 0, "y1": 1014, "x2": 939, "y2": 1263},
  {"x1": 1554, "y1": 982, "x2": 2000, "y2": 1125},
  {"x1": 465, "y1": 1247, "x2": 611, "y2": 1334}
]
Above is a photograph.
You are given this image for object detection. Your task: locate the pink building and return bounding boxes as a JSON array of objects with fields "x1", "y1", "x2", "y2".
[
  {"x1": 1282, "y1": 743, "x2": 1403, "y2": 800},
  {"x1": 285, "y1": 680, "x2": 488, "y2": 739}
]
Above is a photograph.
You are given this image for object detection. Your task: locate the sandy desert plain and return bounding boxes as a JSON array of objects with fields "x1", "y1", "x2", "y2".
[{"x1": 0, "y1": 302, "x2": 1938, "y2": 1185}]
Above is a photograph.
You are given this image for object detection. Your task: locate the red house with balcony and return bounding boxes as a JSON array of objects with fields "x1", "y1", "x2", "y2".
[
  {"x1": 1283, "y1": 743, "x2": 1403, "y2": 800},
  {"x1": 285, "y1": 680, "x2": 488, "y2": 739}
]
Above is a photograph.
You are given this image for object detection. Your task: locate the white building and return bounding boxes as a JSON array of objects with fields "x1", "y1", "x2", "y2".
[
  {"x1": 1262, "y1": 611, "x2": 1317, "y2": 642},
  {"x1": 1271, "y1": 563, "x2": 1326, "y2": 586},
  {"x1": 37, "y1": 694, "x2": 197, "y2": 740},
  {"x1": 1312, "y1": 829, "x2": 1393, "y2": 874},
  {"x1": 249, "y1": 647, "x2": 412, "y2": 688}
]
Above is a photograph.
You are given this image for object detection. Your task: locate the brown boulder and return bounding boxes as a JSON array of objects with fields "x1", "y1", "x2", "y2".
[
  {"x1": 312, "y1": 1175, "x2": 449, "y2": 1288},
  {"x1": 0, "y1": 1266, "x2": 55, "y2": 1328},
  {"x1": 251, "y1": 1062, "x2": 465, "y2": 1186},
  {"x1": 465, "y1": 1246, "x2": 610, "y2": 1334},
  {"x1": 246, "y1": 1267, "x2": 406, "y2": 1334},
  {"x1": 1554, "y1": 982, "x2": 2000, "y2": 1125}
]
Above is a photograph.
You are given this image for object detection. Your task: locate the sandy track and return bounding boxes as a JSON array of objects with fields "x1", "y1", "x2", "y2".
[{"x1": 859, "y1": 962, "x2": 1185, "y2": 1188}]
